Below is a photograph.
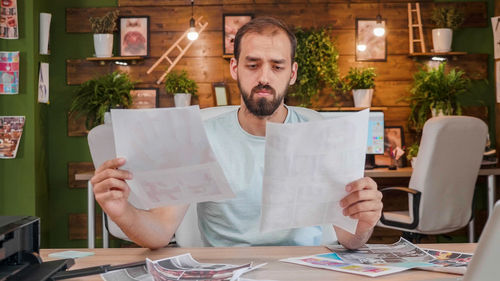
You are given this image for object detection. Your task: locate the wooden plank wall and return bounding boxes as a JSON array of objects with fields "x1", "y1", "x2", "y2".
[
  {"x1": 66, "y1": 1, "x2": 489, "y2": 243},
  {"x1": 66, "y1": 1, "x2": 488, "y2": 146}
]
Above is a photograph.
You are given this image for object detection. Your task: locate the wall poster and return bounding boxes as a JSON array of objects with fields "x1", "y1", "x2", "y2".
[{"x1": 0, "y1": 51, "x2": 19, "y2": 95}]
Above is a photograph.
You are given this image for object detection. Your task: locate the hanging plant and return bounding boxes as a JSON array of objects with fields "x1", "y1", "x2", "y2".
[{"x1": 290, "y1": 27, "x2": 341, "y2": 107}]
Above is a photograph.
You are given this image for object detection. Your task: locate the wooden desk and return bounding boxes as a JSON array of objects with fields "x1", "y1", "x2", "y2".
[{"x1": 41, "y1": 244, "x2": 475, "y2": 281}]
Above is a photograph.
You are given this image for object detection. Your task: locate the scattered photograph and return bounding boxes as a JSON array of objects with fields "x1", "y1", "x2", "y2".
[{"x1": 0, "y1": 0, "x2": 18, "y2": 39}]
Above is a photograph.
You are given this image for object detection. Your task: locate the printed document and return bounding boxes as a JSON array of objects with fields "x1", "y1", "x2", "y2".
[
  {"x1": 111, "y1": 106, "x2": 234, "y2": 209},
  {"x1": 260, "y1": 109, "x2": 369, "y2": 234}
]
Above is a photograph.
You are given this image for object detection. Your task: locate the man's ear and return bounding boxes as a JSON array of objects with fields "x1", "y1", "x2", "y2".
[
  {"x1": 229, "y1": 58, "x2": 238, "y2": 81},
  {"x1": 289, "y1": 61, "x2": 298, "y2": 85}
]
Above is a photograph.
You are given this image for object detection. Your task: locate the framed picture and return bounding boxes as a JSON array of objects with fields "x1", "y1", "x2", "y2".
[
  {"x1": 355, "y1": 18, "x2": 387, "y2": 61},
  {"x1": 119, "y1": 16, "x2": 150, "y2": 57},
  {"x1": 223, "y1": 14, "x2": 253, "y2": 56},
  {"x1": 130, "y1": 88, "x2": 159, "y2": 109},
  {"x1": 212, "y1": 82, "x2": 230, "y2": 106},
  {"x1": 375, "y1": 126, "x2": 406, "y2": 167}
]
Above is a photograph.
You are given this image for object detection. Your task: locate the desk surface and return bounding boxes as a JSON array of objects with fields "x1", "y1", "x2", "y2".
[{"x1": 41, "y1": 244, "x2": 475, "y2": 281}]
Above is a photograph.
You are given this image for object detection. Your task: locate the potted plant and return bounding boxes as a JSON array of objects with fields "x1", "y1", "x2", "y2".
[
  {"x1": 431, "y1": 7, "x2": 464, "y2": 53},
  {"x1": 69, "y1": 71, "x2": 134, "y2": 130},
  {"x1": 89, "y1": 10, "x2": 119, "y2": 57},
  {"x1": 342, "y1": 67, "x2": 376, "y2": 107},
  {"x1": 406, "y1": 143, "x2": 419, "y2": 167},
  {"x1": 406, "y1": 62, "x2": 470, "y2": 133},
  {"x1": 290, "y1": 27, "x2": 341, "y2": 107},
  {"x1": 164, "y1": 70, "x2": 198, "y2": 107}
]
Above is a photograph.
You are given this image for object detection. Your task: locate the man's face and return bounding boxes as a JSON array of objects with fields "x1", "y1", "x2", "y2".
[{"x1": 230, "y1": 30, "x2": 298, "y2": 117}]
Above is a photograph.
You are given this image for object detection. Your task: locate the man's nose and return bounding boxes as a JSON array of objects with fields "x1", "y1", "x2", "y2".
[{"x1": 258, "y1": 66, "x2": 271, "y2": 85}]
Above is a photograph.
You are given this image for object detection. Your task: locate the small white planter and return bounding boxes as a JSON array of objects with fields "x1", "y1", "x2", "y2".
[
  {"x1": 93, "y1": 34, "x2": 113, "y2": 58},
  {"x1": 352, "y1": 89, "x2": 373, "y2": 108},
  {"x1": 410, "y1": 157, "x2": 417, "y2": 167},
  {"x1": 432, "y1": 28, "x2": 453, "y2": 53},
  {"x1": 174, "y1": 93, "x2": 192, "y2": 107}
]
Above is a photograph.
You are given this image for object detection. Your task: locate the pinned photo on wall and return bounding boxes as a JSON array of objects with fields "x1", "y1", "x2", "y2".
[
  {"x1": 356, "y1": 18, "x2": 387, "y2": 61},
  {"x1": 119, "y1": 16, "x2": 149, "y2": 57},
  {"x1": 491, "y1": 17, "x2": 500, "y2": 59},
  {"x1": 0, "y1": 0, "x2": 18, "y2": 39},
  {"x1": 39, "y1": 13, "x2": 52, "y2": 55},
  {"x1": 496, "y1": 61, "x2": 500, "y2": 103},
  {"x1": 0, "y1": 51, "x2": 19, "y2": 95},
  {"x1": 0, "y1": 116, "x2": 25, "y2": 159},
  {"x1": 38, "y1": 62, "x2": 49, "y2": 103}
]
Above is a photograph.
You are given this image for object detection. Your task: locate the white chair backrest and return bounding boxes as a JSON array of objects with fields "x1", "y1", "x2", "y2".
[
  {"x1": 409, "y1": 116, "x2": 487, "y2": 233},
  {"x1": 88, "y1": 106, "x2": 336, "y2": 246}
]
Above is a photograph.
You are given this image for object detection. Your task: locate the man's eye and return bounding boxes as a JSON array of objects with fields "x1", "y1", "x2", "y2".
[
  {"x1": 247, "y1": 64, "x2": 257, "y2": 69},
  {"x1": 274, "y1": 65, "x2": 283, "y2": 70}
]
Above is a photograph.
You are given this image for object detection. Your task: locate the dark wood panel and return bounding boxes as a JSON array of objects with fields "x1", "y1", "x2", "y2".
[
  {"x1": 119, "y1": 0, "x2": 433, "y2": 7},
  {"x1": 69, "y1": 213, "x2": 102, "y2": 240},
  {"x1": 67, "y1": 112, "x2": 88, "y2": 137},
  {"x1": 68, "y1": 162, "x2": 94, "y2": 189},
  {"x1": 68, "y1": 2, "x2": 486, "y2": 33},
  {"x1": 66, "y1": 57, "x2": 226, "y2": 85}
]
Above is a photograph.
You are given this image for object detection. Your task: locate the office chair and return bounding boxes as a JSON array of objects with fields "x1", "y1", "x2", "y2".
[
  {"x1": 377, "y1": 116, "x2": 487, "y2": 242},
  {"x1": 88, "y1": 105, "x2": 336, "y2": 247}
]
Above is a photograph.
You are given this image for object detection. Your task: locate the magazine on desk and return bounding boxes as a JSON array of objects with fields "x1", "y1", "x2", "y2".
[
  {"x1": 101, "y1": 253, "x2": 263, "y2": 281},
  {"x1": 416, "y1": 248, "x2": 472, "y2": 275}
]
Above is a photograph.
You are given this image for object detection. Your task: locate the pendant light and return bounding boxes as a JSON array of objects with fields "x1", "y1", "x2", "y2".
[
  {"x1": 187, "y1": 0, "x2": 199, "y2": 41},
  {"x1": 373, "y1": 0, "x2": 385, "y2": 37}
]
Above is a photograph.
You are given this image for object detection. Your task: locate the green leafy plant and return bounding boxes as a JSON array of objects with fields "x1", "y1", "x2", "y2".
[
  {"x1": 164, "y1": 70, "x2": 198, "y2": 97},
  {"x1": 69, "y1": 71, "x2": 134, "y2": 130},
  {"x1": 406, "y1": 143, "x2": 419, "y2": 161},
  {"x1": 291, "y1": 27, "x2": 341, "y2": 107},
  {"x1": 341, "y1": 67, "x2": 376, "y2": 92},
  {"x1": 406, "y1": 62, "x2": 470, "y2": 133},
  {"x1": 431, "y1": 7, "x2": 464, "y2": 30},
  {"x1": 89, "y1": 10, "x2": 119, "y2": 34}
]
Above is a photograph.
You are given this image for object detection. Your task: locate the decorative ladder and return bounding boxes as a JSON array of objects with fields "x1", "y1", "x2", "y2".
[
  {"x1": 407, "y1": 3, "x2": 426, "y2": 54},
  {"x1": 146, "y1": 16, "x2": 208, "y2": 85}
]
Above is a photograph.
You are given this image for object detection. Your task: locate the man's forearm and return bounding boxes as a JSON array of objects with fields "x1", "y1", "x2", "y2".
[
  {"x1": 110, "y1": 204, "x2": 187, "y2": 249},
  {"x1": 334, "y1": 225, "x2": 373, "y2": 250}
]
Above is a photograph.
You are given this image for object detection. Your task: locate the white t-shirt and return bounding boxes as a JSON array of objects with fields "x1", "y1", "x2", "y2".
[{"x1": 198, "y1": 106, "x2": 329, "y2": 246}]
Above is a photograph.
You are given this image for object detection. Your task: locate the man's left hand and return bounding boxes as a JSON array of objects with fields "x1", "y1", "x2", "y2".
[{"x1": 340, "y1": 177, "x2": 383, "y2": 234}]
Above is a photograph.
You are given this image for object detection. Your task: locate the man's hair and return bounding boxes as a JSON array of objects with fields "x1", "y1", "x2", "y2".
[{"x1": 233, "y1": 17, "x2": 297, "y2": 63}]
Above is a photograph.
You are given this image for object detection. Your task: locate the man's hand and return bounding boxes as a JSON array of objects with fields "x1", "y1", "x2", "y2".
[
  {"x1": 91, "y1": 158, "x2": 133, "y2": 221},
  {"x1": 335, "y1": 177, "x2": 382, "y2": 249}
]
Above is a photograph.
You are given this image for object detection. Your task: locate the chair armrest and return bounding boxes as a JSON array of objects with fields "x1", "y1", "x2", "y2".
[{"x1": 379, "y1": 187, "x2": 422, "y2": 230}]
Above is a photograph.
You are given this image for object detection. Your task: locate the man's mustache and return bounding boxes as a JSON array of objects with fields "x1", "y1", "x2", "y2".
[{"x1": 251, "y1": 84, "x2": 276, "y2": 96}]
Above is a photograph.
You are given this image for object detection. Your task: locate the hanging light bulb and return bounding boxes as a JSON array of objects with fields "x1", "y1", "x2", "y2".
[
  {"x1": 373, "y1": 0, "x2": 385, "y2": 37},
  {"x1": 187, "y1": 0, "x2": 199, "y2": 41}
]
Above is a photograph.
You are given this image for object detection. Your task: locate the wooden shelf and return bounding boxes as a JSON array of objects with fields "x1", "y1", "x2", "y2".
[
  {"x1": 222, "y1": 54, "x2": 234, "y2": 59},
  {"x1": 408, "y1": 52, "x2": 467, "y2": 60},
  {"x1": 86, "y1": 56, "x2": 144, "y2": 66},
  {"x1": 317, "y1": 107, "x2": 388, "y2": 112}
]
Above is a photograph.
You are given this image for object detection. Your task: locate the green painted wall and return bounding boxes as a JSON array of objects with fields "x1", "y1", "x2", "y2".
[
  {"x1": 0, "y1": 0, "x2": 50, "y2": 245},
  {"x1": 46, "y1": 0, "x2": 117, "y2": 248}
]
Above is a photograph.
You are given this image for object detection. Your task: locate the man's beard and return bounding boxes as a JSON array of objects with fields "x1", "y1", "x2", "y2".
[{"x1": 239, "y1": 82, "x2": 288, "y2": 117}]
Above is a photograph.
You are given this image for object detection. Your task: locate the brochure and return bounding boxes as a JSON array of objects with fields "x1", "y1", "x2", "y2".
[{"x1": 416, "y1": 248, "x2": 472, "y2": 275}]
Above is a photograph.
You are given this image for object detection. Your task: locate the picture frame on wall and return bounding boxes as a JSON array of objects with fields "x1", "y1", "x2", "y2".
[
  {"x1": 212, "y1": 82, "x2": 230, "y2": 106},
  {"x1": 375, "y1": 126, "x2": 406, "y2": 168},
  {"x1": 130, "y1": 88, "x2": 159, "y2": 109},
  {"x1": 119, "y1": 16, "x2": 150, "y2": 57},
  {"x1": 223, "y1": 14, "x2": 253, "y2": 56},
  {"x1": 355, "y1": 18, "x2": 387, "y2": 61}
]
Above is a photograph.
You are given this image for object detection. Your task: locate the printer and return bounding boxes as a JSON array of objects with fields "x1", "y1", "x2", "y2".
[{"x1": 0, "y1": 216, "x2": 73, "y2": 281}]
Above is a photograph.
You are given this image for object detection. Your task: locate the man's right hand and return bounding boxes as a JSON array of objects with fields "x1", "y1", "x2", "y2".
[{"x1": 91, "y1": 158, "x2": 133, "y2": 220}]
